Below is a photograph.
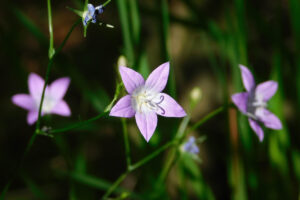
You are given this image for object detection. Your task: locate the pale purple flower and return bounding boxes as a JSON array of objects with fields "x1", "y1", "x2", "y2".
[
  {"x1": 231, "y1": 65, "x2": 282, "y2": 141},
  {"x1": 83, "y1": 4, "x2": 104, "y2": 26},
  {"x1": 182, "y1": 136, "x2": 199, "y2": 154},
  {"x1": 109, "y1": 62, "x2": 186, "y2": 142},
  {"x1": 12, "y1": 73, "x2": 71, "y2": 125}
]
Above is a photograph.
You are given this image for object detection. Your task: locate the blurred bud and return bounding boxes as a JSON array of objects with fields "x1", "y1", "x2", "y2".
[
  {"x1": 118, "y1": 55, "x2": 128, "y2": 67},
  {"x1": 189, "y1": 87, "x2": 202, "y2": 111},
  {"x1": 190, "y1": 87, "x2": 202, "y2": 102}
]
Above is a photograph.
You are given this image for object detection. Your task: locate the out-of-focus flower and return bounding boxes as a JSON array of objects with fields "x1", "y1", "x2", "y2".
[
  {"x1": 12, "y1": 73, "x2": 71, "y2": 125},
  {"x1": 182, "y1": 136, "x2": 199, "y2": 154},
  {"x1": 231, "y1": 65, "x2": 282, "y2": 141},
  {"x1": 110, "y1": 62, "x2": 186, "y2": 142}
]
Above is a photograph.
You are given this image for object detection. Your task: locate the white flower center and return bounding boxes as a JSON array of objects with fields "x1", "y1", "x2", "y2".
[
  {"x1": 131, "y1": 86, "x2": 165, "y2": 114},
  {"x1": 34, "y1": 92, "x2": 57, "y2": 114},
  {"x1": 246, "y1": 92, "x2": 267, "y2": 120}
]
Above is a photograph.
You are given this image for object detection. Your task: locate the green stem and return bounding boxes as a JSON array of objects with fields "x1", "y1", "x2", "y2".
[
  {"x1": 189, "y1": 106, "x2": 224, "y2": 132},
  {"x1": 101, "y1": 172, "x2": 128, "y2": 200},
  {"x1": 130, "y1": 140, "x2": 176, "y2": 171},
  {"x1": 47, "y1": 0, "x2": 55, "y2": 59},
  {"x1": 49, "y1": 112, "x2": 108, "y2": 134},
  {"x1": 102, "y1": 0, "x2": 111, "y2": 7},
  {"x1": 122, "y1": 119, "x2": 131, "y2": 169}
]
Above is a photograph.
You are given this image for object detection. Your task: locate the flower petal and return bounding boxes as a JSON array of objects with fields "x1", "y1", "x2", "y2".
[
  {"x1": 248, "y1": 118, "x2": 264, "y2": 142},
  {"x1": 155, "y1": 93, "x2": 186, "y2": 117},
  {"x1": 109, "y1": 95, "x2": 135, "y2": 118},
  {"x1": 12, "y1": 94, "x2": 36, "y2": 111},
  {"x1": 258, "y1": 109, "x2": 282, "y2": 130},
  {"x1": 239, "y1": 64, "x2": 255, "y2": 92},
  {"x1": 87, "y1": 4, "x2": 95, "y2": 15},
  {"x1": 145, "y1": 62, "x2": 169, "y2": 93},
  {"x1": 27, "y1": 111, "x2": 38, "y2": 125},
  {"x1": 231, "y1": 92, "x2": 249, "y2": 113},
  {"x1": 135, "y1": 112, "x2": 157, "y2": 142},
  {"x1": 50, "y1": 77, "x2": 70, "y2": 101},
  {"x1": 119, "y1": 66, "x2": 145, "y2": 94},
  {"x1": 51, "y1": 100, "x2": 71, "y2": 116},
  {"x1": 255, "y1": 81, "x2": 278, "y2": 101},
  {"x1": 28, "y1": 73, "x2": 44, "y2": 102}
]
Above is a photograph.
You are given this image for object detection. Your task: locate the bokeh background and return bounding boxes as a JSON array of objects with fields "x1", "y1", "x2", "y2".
[{"x1": 0, "y1": 0, "x2": 300, "y2": 199}]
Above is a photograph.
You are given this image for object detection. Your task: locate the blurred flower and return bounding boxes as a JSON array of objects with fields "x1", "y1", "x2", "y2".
[
  {"x1": 231, "y1": 65, "x2": 282, "y2": 141},
  {"x1": 12, "y1": 73, "x2": 71, "y2": 125},
  {"x1": 110, "y1": 62, "x2": 186, "y2": 142},
  {"x1": 182, "y1": 136, "x2": 199, "y2": 154},
  {"x1": 83, "y1": 4, "x2": 104, "y2": 26}
]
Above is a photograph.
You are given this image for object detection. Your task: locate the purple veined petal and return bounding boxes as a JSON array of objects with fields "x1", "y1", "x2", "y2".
[
  {"x1": 87, "y1": 4, "x2": 95, "y2": 15},
  {"x1": 28, "y1": 73, "x2": 45, "y2": 102},
  {"x1": 145, "y1": 62, "x2": 170, "y2": 93},
  {"x1": 248, "y1": 118, "x2": 264, "y2": 142},
  {"x1": 239, "y1": 64, "x2": 255, "y2": 92},
  {"x1": 231, "y1": 92, "x2": 249, "y2": 113},
  {"x1": 135, "y1": 112, "x2": 157, "y2": 142},
  {"x1": 258, "y1": 108, "x2": 282, "y2": 130},
  {"x1": 51, "y1": 100, "x2": 71, "y2": 116},
  {"x1": 255, "y1": 81, "x2": 278, "y2": 102},
  {"x1": 12, "y1": 94, "x2": 36, "y2": 111},
  {"x1": 27, "y1": 111, "x2": 38, "y2": 125},
  {"x1": 109, "y1": 95, "x2": 136, "y2": 118},
  {"x1": 49, "y1": 77, "x2": 70, "y2": 101},
  {"x1": 119, "y1": 66, "x2": 145, "y2": 94},
  {"x1": 155, "y1": 93, "x2": 186, "y2": 117}
]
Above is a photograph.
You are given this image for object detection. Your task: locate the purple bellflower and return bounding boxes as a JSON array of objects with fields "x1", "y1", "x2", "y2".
[
  {"x1": 109, "y1": 62, "x2": 187, "y2": 142},
  {"x1": 182, "y1": 136, "x2": 199, "y2": 154},
  {"x1": 12, "y1": 73, "x2": 71, "y2": 125},
  {"x1": 231, "y1": 65, "x2": 282, "y2": 141},
  {"x1": 83, "y1": 4, "x2": 104, "y2": 26}
]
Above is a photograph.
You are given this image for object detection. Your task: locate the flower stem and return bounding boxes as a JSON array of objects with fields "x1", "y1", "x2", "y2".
[
  {"x1": 122, "y1": 118, "x2": 131, "y2": 169},
  {"x1": 102, "y1": 0, "x2": 111, "y2": 7},
  {"x1": 47, "y1": 0, "x2": 55, "y2": 59},
  {"x1": 189, "y1": 106, "x2": 225, "y2": 132},
  {"x1": 101, "y1": 140, "x2": 176, "y2": 199},
  {"x1": 101, "y1": 172, "x2": 128, "y2": 200}
]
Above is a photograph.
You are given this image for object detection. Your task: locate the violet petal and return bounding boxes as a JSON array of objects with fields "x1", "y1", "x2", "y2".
[
  {"x1": 27, "y1": 111, "x2": 38, "y2": 125},
  {"x1": 145, "y1": 62, "x2": 169, "y2": 93},
  {"x1": 239, "y1": 65, "x2": 255, "y2": 92},
  {"x1": 259, "y1": 109, "x2": 282, "y2": 130},
  {"x1": 51, "y1": 100, "x2": 71, "y2": 116},
  {"x1": 248, "y1": 118, "x2": 264, "y2": 141},
  {"x1": 255, "y1": 80, "x2": 278, "y2": 101},
  {"x1": 28, "y1": 73, "x2": 44, "y2": 102},
  {"x1": 50, "y1": 77, "x2": 70, "y2": 101},
  {"x1": 135, "y1": 112, "x2": 157, "y2": 142},
  {"x1": 231, "y1": 92, "x2": 249, "y2": 113},
  {"x1": 119, "y1": 66, "x2": 145, "y2": 94},
  {"x1": 12, "y1": 94, "x2": 36, "y2": 111},
  {"x1": 110, "y1": 95, "x2": 135, "y2": 118},
  {"x1": 155, "y1": 93, "x2": 186, "y2": 117}
]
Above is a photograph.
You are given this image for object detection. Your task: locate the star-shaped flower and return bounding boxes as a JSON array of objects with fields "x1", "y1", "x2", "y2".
[
  {"x1": 83, "y1": 4, "x2": 104, "y2": 26},
  {"x1": 182, "y1": 136, "x2": 199, "y2": 154},
  {"x1": 110, "y1": 62, "x2": 187, "y2": 142},
  {"x1": 231, "y1": 65, "x2": 282, "y2": 141},
  {"x1": 12, "y1": 73, "x2": 71, "y2": 125}
]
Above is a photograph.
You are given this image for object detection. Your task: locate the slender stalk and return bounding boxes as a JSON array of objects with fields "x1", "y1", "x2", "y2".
[
  {"x1": 49, "y1": 112, "x2": 108, "y2": 134},
  {"x1": 101, "y1": 172, "x2": 128, "y2": 200},
  {"x1": 189, "y1": 106, "x2": 224, "y2": 132},
  {"x1": 102, "y1": 0, "x2": 111, "y2": 7},
  {"x1": 47, "y1": 0, "x2": 55, "y2": 59},
  {"x1": 130, "y1": 140, "x2": 176, "y2": 171},
  {"x1": 122, "y1": 119, "x2": 131, "y2": 169}
]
